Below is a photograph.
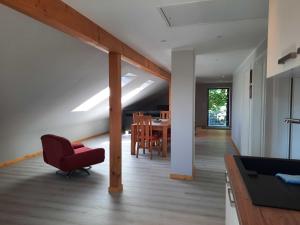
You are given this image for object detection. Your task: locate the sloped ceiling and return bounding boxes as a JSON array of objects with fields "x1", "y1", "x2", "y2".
[{"x1": 0, "y1": 4, "x2": 167, "y2": 161}]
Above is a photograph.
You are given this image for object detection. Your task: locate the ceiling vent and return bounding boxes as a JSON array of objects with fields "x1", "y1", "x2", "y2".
[
  {"x1": 158, "y1": 0, "x2": 268, "y2": 27},
  {"x1": 158, "y1": 7, "x2": 173, "y2": 27}
]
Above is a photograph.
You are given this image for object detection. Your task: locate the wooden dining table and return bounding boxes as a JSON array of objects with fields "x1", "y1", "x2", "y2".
[{"x1": 131, "y1": 119, "x2": 171, "y2": 158}]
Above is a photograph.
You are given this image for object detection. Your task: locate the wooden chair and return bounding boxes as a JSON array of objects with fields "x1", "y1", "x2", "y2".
[
  {"x1": 131, "y1": 112, "x2": 144, "y2": 152},
  {"x1": 132, "y1": 112, "x2": 143, "y2": 123},
  {"x1": 160, "y1": 111, "x2": 170, "y2": 119},
  {"x1": 135, "y1": 115, "x2": 161, "y2": 159},
  {"x1": 159, "y1": 111, "x2": 171, "y2": 143}
]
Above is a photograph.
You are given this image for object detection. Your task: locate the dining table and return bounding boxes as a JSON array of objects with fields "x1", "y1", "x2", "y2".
[{"x1": 131, "y1": 119, "x2": 171, "y2": 158}]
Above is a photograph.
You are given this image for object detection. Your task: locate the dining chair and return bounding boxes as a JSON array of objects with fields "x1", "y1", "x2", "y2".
[
  {"x1": 160, "y1": 111, "x2": 170, "y2": 119},
  {"x1": 132, "y1": 112, "x2": 143, "y2": 150},
  {"x1": 159, "y1": 111, "x2": 171, "y2": 144},
  {"x1": 135, "y1": 115, "x2": 161, "y2": 159},
  {"x1": 132, "y1": 112, "x2": 144, "y2": 123}
]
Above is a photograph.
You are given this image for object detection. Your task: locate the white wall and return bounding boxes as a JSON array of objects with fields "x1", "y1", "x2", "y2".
[
  {"x1": 0, "y1": 5, "x2": 167, "y2": 162},
  {"x1": 0, "y1": 5, "x2": 108, "y2": 162},
  {"x1": 171, "y1": 49, "x2": 195, "y2": 176},
  {"x1": 232, "y1": 40, "x2": 267, "y2": 156}
]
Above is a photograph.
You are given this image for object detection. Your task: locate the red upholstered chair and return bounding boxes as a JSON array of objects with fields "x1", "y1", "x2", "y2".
[{"x1": 41, "y1": 134, "x2": 105, "y2": 176}]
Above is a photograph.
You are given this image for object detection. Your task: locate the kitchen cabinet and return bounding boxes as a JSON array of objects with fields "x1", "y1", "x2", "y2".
[
  {"x1": 267, "y1": 0, "x2": 300, "y2": 78},
  {"x1": 225, "y1": 172, "x2": 240, "y2": 225},
  {"x1": 265, "y1": 73, "x2": 300, "y2": 159},
  {"x1": 264, "y1": 76, "x2": 291, "y2": 158}
]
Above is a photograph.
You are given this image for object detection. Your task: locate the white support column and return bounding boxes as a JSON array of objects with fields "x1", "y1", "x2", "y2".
[{"x1": 170, "y1": 49, "x2": 195, "y2": 180}]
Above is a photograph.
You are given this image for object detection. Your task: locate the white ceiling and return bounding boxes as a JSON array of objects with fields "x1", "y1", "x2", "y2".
[{"x1": 63, "y1": 0, "x2": 268, "y2": 81}]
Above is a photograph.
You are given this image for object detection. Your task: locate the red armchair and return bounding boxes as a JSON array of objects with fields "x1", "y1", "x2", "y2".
[{"x1": 41, "y1": 134, "x2": 105, "y2": 176}]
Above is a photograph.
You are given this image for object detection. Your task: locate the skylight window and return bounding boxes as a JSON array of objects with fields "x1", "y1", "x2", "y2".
[
  {"x1": 122, "y1": 80, "x2": 154, "y2": 104},
  {"x1": 72, "y1": 87, "x2": 109, "y2": 112},
  {"x1": 72, "y1": 73, "x2": 136, "y2": 112}
]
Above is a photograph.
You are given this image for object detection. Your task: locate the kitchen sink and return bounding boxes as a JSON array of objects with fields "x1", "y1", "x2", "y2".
[{"x1": 234, "y1": 155, "x2": 300, "y2": 210}]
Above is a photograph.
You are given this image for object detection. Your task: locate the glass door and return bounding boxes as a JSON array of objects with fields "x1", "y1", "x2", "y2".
[{"x1": 207, "y1": 88, "x2": 230, "y2": 128}]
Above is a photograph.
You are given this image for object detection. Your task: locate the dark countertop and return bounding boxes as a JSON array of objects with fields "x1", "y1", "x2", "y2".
[{"x1": 225, "y1": 154, "x2": 300, "y2": 225}]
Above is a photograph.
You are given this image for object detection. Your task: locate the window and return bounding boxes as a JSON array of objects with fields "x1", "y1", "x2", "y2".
[
  {"x1": 72, "y1": 73, "x2": 136, "y2": 112},
  {"x1": 207, "y1": 88, "x2": 230, "y2": 128},
  {"x1": 122, "y1": 80, "x2": 154, "y2": 104}
]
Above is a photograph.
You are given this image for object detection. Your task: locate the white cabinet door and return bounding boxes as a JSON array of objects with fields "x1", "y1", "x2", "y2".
[
  {"x1": 225, "y1": 174, "x2": 240, "y2": 225},
  {"x1": 267, "y1": 0, "x2": 300, "y2": 78},
  {"x1": 290, "y1": 77, "x2": 300, "y2": 159},
  {"x1": 265, "y1": 76, "x2": 291, "y2": 158},
  {"x1": 267, "y1": 75, "x2": 300, "y2": 159}
]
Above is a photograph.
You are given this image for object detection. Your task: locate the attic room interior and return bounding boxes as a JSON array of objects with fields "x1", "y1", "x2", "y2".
[{"x1": 1, "y1": 0, "x2": 300, "y2": 225}]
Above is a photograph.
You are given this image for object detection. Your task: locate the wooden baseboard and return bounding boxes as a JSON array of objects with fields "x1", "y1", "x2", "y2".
[
  {"x1": 170, "y1": 165, "x2": 196, "y2": 181},
  {"x1": 229, "y1": 138, "x2": 241, "y2": 155},
  {"x1": 73, "y1": 131, "x2": 109, "y2": 143},
  {"x1": 0, "y1": 151, "x2": 42, "y2": 168},
  {"x1": 170, "y1": 173, "x2": 193, "y2": 181},
  {"x1": 0, "y1": 131, "x2": 109, "y2": 169}
]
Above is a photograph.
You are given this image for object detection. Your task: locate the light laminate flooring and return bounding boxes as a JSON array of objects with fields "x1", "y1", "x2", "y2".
[{"x1": 0, "y1": 129, "x2": 235, "y2": 225}]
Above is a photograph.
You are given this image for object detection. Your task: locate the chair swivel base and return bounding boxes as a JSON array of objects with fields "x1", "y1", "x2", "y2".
[{"x1": 55, "y1": 166, "x2": 92, "y2": 178}]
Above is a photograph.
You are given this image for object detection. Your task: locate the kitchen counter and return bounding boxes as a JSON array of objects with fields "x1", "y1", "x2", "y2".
[{"x1": 225, "y1": 155, "x2": 300, "y2": 225}]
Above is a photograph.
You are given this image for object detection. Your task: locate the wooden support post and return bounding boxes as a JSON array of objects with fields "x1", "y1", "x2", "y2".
[{"x1": 108, "y1": 52, "x2": 123, "y2": 193}]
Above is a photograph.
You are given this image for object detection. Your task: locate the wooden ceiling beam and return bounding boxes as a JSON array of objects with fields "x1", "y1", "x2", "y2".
[{"x1": 0, "y1": 0, "x2": 171, "y2": 81}]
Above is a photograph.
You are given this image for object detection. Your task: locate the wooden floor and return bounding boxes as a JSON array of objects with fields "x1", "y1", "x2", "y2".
[{"x1": 0, "y1": 129, "x2": 235, "y2": 225}]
